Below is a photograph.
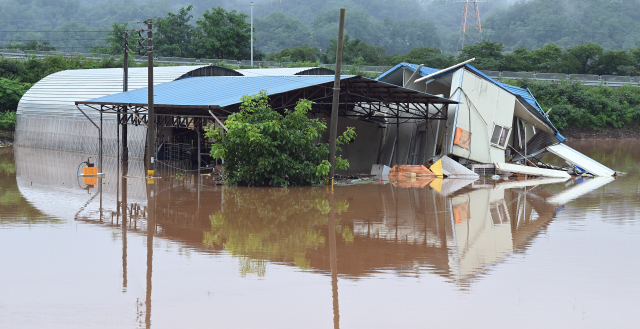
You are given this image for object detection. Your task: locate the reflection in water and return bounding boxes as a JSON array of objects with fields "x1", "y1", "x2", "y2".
[
  {"x1": 121, "y1": 163, "x2": 128, "y2": 291},
  {"x1": 203, "y1": 188, "x2": 349, "y2": 275},
  {"x1": 7, "y1": 143, "x2": 636, "y2": 327},
  {"x1": 145, "y1": 181, "x2": 154, "y2": 329},
  {"x1": 169, "y1": 181, "x2": 566, "y2": 286},
  {"x1": 0, "y1": 148, "x2": 56, "y2": 224},
  {"x1": 328, "y1": 190, "x2": 340, "y2": 329}
]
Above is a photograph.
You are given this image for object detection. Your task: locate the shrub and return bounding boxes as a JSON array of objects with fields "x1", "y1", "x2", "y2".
[
  {"x1": 0, "y1": 111, "x2": 17, "y2": 130},
  {"x1": 205, "y1": 91, "x2": 355, "y2": 187},
  {"x1": 506, "y1": 79, "x2": 640, "y2": 131}
]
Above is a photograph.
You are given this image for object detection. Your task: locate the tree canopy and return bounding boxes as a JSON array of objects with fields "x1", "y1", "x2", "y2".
[{"x1": 205, "y1": 91, "x2": 355, "y2": 187}]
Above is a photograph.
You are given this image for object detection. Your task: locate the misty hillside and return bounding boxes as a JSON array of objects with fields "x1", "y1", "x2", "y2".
[
  {"x1": 0, "y1": 0, "x2": 638, "y2": 56},
  {"x1": 484, "y1": 0, "x2": 640, "y2": 50}
]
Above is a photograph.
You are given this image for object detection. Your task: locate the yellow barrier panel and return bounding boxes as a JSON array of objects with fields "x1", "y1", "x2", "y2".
[
  {"x1": 430, "y1": 159, "x2": 444, "y2": 177},
  {"x1": 429, "y1": 178, "x2": 443, "y2": 194}
]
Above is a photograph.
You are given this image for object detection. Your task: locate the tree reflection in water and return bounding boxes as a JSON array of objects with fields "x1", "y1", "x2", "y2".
[{"x1": 204, "y1": 187, "x2": 350, "y2": 276}]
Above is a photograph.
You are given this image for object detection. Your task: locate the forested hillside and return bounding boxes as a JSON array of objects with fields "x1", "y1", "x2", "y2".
[
  {"x1": 3, "y1": 0, "x2": 640, "y2": 56},
  {"x1": 484, "y1": 0, "x2": 640, "y2": 51}
]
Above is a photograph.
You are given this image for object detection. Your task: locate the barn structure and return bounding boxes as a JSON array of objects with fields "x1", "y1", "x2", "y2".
[
  {"x1": 14, "y1": 65, "x2": 334, "y2": 162},
  {"x1": 73, "y1": 73, "x2": 458, "y2": 174}
]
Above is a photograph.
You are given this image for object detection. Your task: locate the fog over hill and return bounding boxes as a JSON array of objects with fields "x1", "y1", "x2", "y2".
[{"x1": 1, "y1": 0, "x2": 638, "y2": 55}]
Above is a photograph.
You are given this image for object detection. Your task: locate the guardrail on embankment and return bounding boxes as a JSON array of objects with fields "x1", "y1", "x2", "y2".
[{"x1": 1, "y1": 49, "x2": 637, "y2": 86}]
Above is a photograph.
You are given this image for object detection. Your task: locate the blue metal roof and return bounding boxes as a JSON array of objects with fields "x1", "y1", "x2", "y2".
[
  {"x1": 85, "y1": 75, "x2": 354, "y2": 107},
  {"x1": 375, "y1": 62, "x2": 440, "y2": 81},
  {"x1": 377, "y1": 63, "x2": 565, "y2": 142}
]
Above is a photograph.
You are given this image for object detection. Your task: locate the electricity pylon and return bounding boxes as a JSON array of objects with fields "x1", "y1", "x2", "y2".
[{"x1": 456, "y1": 0, "x2": 486, "y2": 52}]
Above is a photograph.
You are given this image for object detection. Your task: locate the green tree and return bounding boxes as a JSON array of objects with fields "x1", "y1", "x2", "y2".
[
  {"x1": 195, "y1": 7, "x2": 251, "y2": 60},
  {"x1": 266, "y1": 45, "x2": 322, "y2": 62},
  {"x1": 528, "y1": 43, "x2": 564, "y2": 72},
  {"x1": 326, "y1": 35, "x2": 386, "y2": 65},
  {"x1": 154, "y1": 5, "x2": 197, "y2": 58},
  {"x1": 501, "y1": 47, "x2": 535, "y2": 72},
  {"x1": 0, "y1": 111, "x2": 17, "y2": 130},
  {"x1": 593, "y1": 50, "x2": 634, "y2": 75},
  {"x1": 205, "y1": 91, "x2": 355, "y2": 187},
  {"x1": 383, "y1": 46, "x2": 456, "y2": 68},
  {"x1": 458, "y1": 40, "x2": 505, "y2": 70},
  {"x1": 560, "y1": 42, "x2": 604, "y2": 74},
  {"x1": 508, "y1": 78, "x2": 640, "y2": 130},
  {"x1": 90, "y1": 22, "x2": 141, "y2": 57},
  {"x1": 0, "y1": 78, "x2": 32, "y2": 112},
  {"x1": 255, "y1": 12, "x2": 313, "y2": 55}
]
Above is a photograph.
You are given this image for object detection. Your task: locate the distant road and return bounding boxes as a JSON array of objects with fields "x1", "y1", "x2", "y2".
[{"x1": 3, "y1": 49, "x2": 637, "y2": 87}]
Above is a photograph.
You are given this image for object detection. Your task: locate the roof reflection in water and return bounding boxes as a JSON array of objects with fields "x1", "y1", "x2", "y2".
[{"x1": 13, "y1": 147, "x2": 613, "y2": 289}]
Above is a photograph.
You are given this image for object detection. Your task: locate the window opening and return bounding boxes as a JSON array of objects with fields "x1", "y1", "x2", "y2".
[{"x1": 490, "y1": 123, "x2": 511, "y2": 149}]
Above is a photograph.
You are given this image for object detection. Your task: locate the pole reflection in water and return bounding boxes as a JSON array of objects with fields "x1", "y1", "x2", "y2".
[
  {"x1": 328, "y1": 188, "x2": 340, "y2": 329},
  {"x1": 122, "y1": 161, "x2": 128, "y2": 292},
  {"x1": 145, "y1": 180, "x2": 155, "y2": 329}
]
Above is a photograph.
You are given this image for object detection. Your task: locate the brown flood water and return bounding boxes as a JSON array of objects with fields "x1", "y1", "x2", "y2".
[{"x1": 1, "y1": 140, "x2": 639, "y2": 328}]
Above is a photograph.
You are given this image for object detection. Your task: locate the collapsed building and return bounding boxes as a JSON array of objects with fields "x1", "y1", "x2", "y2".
[
  {"x1": 15, "y1": 62, "x2": 615, "y2": 177},
  {"x1": 372, "y1": 61, "x2": 616, "y2": 177}
]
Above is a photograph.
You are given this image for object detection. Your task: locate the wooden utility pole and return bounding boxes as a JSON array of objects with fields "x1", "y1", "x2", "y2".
[
  {"x1": 145, "y1": 19, "x2": 155, "y2": 176},
  {"x1": 122, "y1": 30, "x2": 129, "y2": 162},
  {"x1": 328, "y1": 8, "x2": 345, "y2": 182}
]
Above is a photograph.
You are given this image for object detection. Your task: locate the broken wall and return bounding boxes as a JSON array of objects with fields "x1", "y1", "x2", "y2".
[{"x1": 448, "y1": 69, "x2": 516, "y2": 164}]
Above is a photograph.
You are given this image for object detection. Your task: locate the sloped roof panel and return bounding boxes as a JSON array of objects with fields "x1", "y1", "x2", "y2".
[
  {"x1": 83, "y1": 75, "x2": 352, "y2": 108},
  {"x1": 375, "y1": 62, "x2": 440, "y2": 81},
  {"x1": 17, "y1": 65, "x2": 207, "y2": 119}
]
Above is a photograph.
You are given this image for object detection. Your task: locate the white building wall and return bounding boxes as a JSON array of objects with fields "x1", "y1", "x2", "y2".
[{"x1": 450, "y1": 69, "x2": 516, "y2": 164}]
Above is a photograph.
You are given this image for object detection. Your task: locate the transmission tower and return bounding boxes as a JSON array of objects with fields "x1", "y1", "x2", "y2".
[{"x1": 456, "y1": 0, "x2": 485, "y2": 52}]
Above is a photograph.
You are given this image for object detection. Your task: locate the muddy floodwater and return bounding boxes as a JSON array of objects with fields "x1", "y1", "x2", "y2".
[{"x1": 1, "y1": 140, "x2": 639, "y2": 328}]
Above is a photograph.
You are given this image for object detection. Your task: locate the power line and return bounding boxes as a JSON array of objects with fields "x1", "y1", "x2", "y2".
[
  {"x1": 3, "y1": 46, "x2": 108, "y2": 49},
  {"x1": 502, "y1": 28, "x2": 628, "y2": 33},
  {"x1": 4, "y1": 39, "x2": 108, "y2": 41},
  {"x1": 0, "y1": 20, "x2": 142, "y2": 23},
  {"x1": 0, "y1": 30, "x2": 110, "y2": 33}
]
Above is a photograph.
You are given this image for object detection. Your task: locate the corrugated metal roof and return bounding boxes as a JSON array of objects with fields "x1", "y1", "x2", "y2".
[
  {"x1": 376, "y1": 62, "x2": 565, "y2": 142},
  {"x1": 83, "y1": 75, "x2": 354, "y2": 107},
  {"x1": 236, "y1": 67, "x2": 332, "y2": 77},
  {"x1": 17, "y1": 65, "x2": 207, "y2": 119},
  {"x1": 462, "y1": 65, "x2": 539, "y2": 112},
  {"x1": 375, "y1": 62, "x2": 440, "y2": 81},
  {"x1": 463, "y1": 65, "x2": 565, "y2": 142}
]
